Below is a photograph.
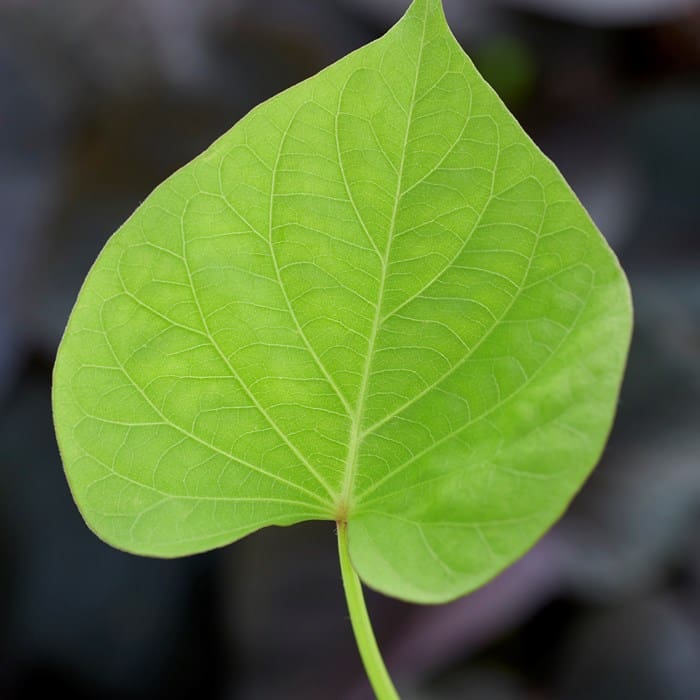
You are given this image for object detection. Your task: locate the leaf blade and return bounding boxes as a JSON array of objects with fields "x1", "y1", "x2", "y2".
[{"x1": 53, "y1": 0, "x2": 632, "y2": 598}]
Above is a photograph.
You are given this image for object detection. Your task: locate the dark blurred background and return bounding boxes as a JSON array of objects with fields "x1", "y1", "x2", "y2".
[{"x1": 1, "y1": 0, "x2": 699, "y2": 698}]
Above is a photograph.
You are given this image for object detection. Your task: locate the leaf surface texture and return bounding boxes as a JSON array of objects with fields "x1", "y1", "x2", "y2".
[{"x1": 53, "y1": 0, "x2": 632, "y2": 602}]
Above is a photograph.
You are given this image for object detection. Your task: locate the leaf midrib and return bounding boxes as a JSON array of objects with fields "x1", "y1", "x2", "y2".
[{"x1": 337, "y1": 2, "x2": 431, "y2": 520}]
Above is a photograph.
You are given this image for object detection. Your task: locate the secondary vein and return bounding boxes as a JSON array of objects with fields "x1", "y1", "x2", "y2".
[{"x1": 179, "y1": 198, "x2": 338, "y2": 505}]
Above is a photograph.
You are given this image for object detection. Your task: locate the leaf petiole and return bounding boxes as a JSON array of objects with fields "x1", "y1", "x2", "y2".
[{"x1": 337, "y1": 522, "x2": 400, "y2": 700}]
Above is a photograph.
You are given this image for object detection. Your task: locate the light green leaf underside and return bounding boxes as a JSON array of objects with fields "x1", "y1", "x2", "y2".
[{"x1": 52, "y1": 0, "x2": 632, "y2": 603}]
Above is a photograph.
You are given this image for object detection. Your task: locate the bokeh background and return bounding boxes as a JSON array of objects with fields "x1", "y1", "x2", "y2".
[{"x1": 1, "y1": 0, "x2": 699, "y2": 698}]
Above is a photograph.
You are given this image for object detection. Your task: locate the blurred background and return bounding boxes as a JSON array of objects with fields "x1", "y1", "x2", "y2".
[{"x1": 1, "y1": 0, "x2": 699, "y2": 698}]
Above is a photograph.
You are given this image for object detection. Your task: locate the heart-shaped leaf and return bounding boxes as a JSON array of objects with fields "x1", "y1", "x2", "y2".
[{"x1": 52, "y1": 0, "x2": 632, "y2": 603}]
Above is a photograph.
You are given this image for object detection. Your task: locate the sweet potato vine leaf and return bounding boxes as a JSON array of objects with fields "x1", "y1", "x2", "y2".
[{"x1": 52, "y1": 0, "x2": 632, "y2": 603}]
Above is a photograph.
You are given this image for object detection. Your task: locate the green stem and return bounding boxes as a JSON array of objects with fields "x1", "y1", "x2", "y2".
[{"x1": 337, "y1": 522, "x2": 400, "y2": 700}]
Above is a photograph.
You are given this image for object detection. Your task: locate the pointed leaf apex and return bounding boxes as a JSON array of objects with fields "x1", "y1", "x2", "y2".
[{"x1": 407, "y1": 0, "x2": 447, "y2": 25}]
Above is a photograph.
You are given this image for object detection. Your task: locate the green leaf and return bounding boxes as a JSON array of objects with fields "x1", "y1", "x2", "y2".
[{"x1": 52, "y1": 0, "x2": 632, "y2": 603}]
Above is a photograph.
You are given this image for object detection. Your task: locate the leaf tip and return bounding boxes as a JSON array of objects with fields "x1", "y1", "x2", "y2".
[{"x1": 407, "y1": 0, "x2": 448, "y2": 30}]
